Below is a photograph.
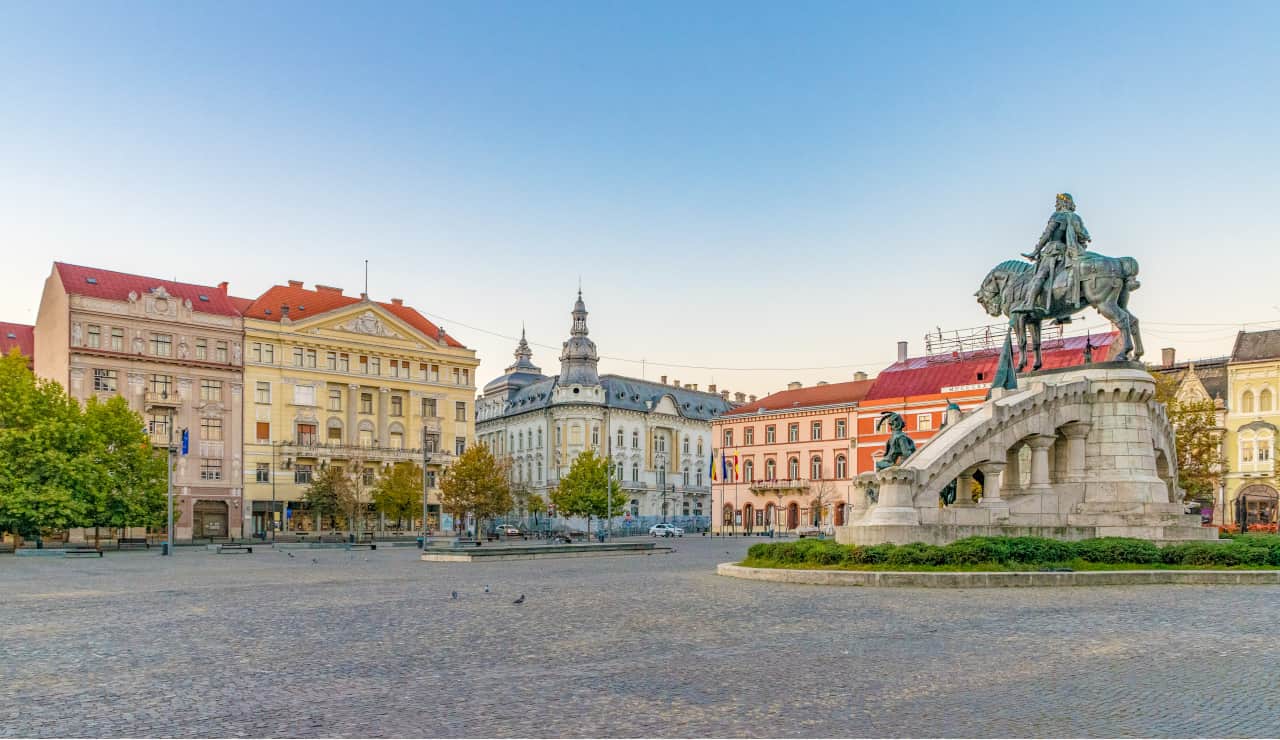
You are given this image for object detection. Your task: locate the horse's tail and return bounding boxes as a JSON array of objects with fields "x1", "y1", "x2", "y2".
[{"x1": 1120, "y1": 256, "x2": 1140, "y2": 292}]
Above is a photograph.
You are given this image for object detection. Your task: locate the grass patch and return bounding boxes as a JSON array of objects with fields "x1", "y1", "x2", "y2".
[{"x1": 740, "y1": 535, "x2": 1280, "y2": 571}]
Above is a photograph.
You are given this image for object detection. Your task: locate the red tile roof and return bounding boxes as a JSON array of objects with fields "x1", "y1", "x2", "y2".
[
  {"x1": 722, "y1": 378, "x2": 875, "y2": 417},
  {"x1": 1, "y1": 322, "x2": 34, "y2": 361},
  {"x1": 229, "y1": 295, "x2": 256, "y2": 314},
  {"x1": 241, "y1": 283, "x2": 466, "y2": 348},
  {"x1": 54, "y1": 262, "x2": 240, "y2": 317},
  {"x1": 863, "y1": 332, "x2": 1118, "y2": 401}
]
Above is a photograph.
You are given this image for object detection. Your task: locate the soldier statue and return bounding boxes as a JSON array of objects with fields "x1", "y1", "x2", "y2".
[{"x1": 1016, "y1": 192, "x2": 1091, "y2": 314}]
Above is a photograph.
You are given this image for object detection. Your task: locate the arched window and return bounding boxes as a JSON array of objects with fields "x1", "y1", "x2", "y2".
[
  {"x1": 765, "y1": 458, "x2": 776, "y2": 480},
  {"x1": 683, "y1": 436, "x2": 690, "y2": 453},
  {"x1": 722, "y1": 504, "x2": 734, "y2": 526},
  {"x1": 654, "y1": 434, "x2": 666, "y2": 453},
  {"x1": 526, "y1": 462, "x2": 532, "y2": 482},
  {"x1": 537, "y1": 428, "x2": 543, "y2": 448},
  {"x1": 616, "y1": 428, "x2": 624, "y2": 448},
  {"x1": 696, "y1": 469, "x2": 703, "y2": 486},
  {"x1": 682, "y1": 466, "x2": 690, "y2": 486},
  {"x1": 1241, "y1": 431, "x2": 1256, "y2": 464},
  {"x1": 810, "y1": 456, "x2": 822, "y2": 480},
  {"x1": 1262, "y1": 389, "x2": 1274, "y2": 413},
  {"x1": 743, "y1": 459, "x2": 755, "y2": 482},
  {"x1": 835, "y1": 454, "x2": 847, "y2": 479},
  {"x1": 788, "y1": 457, "x2": 799, "y2": 480},
  {"x1": 632, "y1": 430, "x2": 640, "y2": 449},
  {"x1": 1242, "y1": 390, "x2": 1255, "y2": 413},
  {"x1": 631, "y1": 463, "x2": 640, "y2": 482},
  {"x1": 615, "y1": 461, "x2": 624, "y2": 480},
  {"x1": 591, "y1": 425, "x2": 600, "y2": 447},
  {"x1": 697, "y1": 438, "x2": 704, "y2": 456},
  {"x1": 1259, "y1": 432, "x2": 1274, "y2": 463},
  {"x1": 537, "y1": 460, "x2": 543, "y2": 481},
  {"x1": 631, "y1": 499, "x2": 640, "y2": 516}
]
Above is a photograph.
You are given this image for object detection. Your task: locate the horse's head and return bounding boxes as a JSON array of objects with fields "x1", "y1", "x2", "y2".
[
  {"x1": 974, "y1": 271, "x2": 1005, "y2": 318},
  {"x1": 975, "y1": 260, "x2": 1031, "y2": 318}
]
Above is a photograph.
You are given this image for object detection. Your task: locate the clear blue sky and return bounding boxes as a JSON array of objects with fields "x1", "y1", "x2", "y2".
[{"x1": 3, "y1": 1, "x2": 1277, "y2": 396}]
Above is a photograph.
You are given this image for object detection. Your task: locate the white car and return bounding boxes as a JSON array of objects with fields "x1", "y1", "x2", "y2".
[{"x1": 649, "y1": 523, "x2": 684, "y2": 538}]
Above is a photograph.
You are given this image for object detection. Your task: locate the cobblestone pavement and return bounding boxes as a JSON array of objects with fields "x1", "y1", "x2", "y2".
[{"x1": 2, "y1": 537, "x2": 1279, "y2": 738}]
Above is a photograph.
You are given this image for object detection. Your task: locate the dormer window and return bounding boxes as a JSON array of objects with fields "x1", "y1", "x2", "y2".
[{"x1": 85, "y1": 277, "x2": 98, "y2": 284}]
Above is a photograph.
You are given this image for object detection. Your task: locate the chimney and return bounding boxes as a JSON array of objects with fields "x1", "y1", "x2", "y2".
[
  {"x1": 734, "y1": 392, "x2": 746, "y2": 403},
  {"x1": 1161, "y1": 347, "x2": 1176, "y2": 367},
  {"x1": 720, "y1": 390, "x2": 729, "y2": 400},
  {"x1": 360, "y1": 292, "x2": 368, "y2": 300},
  {"x1": 854, "y1": 371, "x2": 868, "y2": 382},
  {"x1": 816, "y1": 381, "x2": 828, "y2": 386},
  {"x1": 288, "y1": 280, "x2": 303, "y2": 288},
  {"x1": 660, "y1": 375, "x2": 667, "y2": 384},
  {"x1": 280, "y1": 304, "x2": 290, "y2": 318},
  {"x1": 390, "y1": 298, "x2": 403, "y2": 306},
  {"x1": 709, "y1": 384, "x2": 717, "y2": 393},
  {"x1": 897, "y1": 341, "x2": 908, "y2": 362},
  {"x1": 217, "y1": 281, "x2": 228, "y2": 294},
  {"x1": 787, "y1": 381, "x2": 802, "y2": 391},
  {"x1": 315, "y1": 284, "x2": 343, "y2": 295},
  {"x1": 748, "y1": 394, "x2": 757, "y2": 403},
  {"x1": 437, "y1": 326, "x2": 446, "y2": 340},
  {"x1": 673, "y1": 379, "x2": 680, "y2": 388},
  {"x1": 691, "y1": 384, "x2": 698, "y2": 391}
]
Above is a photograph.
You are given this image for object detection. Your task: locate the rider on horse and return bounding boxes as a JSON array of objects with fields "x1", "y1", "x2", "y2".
[{"x1": 1015, "y1": 192, "x2": 1091, "y2": 314}]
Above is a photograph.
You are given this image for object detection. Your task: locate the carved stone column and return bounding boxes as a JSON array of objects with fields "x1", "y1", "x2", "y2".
[
  {"x1": 953, "y1": 470, "x2": 976, "y2": 507},
  {"x1": 347, "y1": 384, "x2": 359, "y2": 444},
  {"x1": 377, "y1": 387, "x2": 389, "y2": 446},
  {"x1": 1004, "y1": 445, "x2": 1022, "y2": 495},
  {"x1": 861, "y1": 467, "x2": 919, "y2": 526},
  {"x1": 1060, "y1": 422, "x2": 1091, "y2": 482},
  {"x1": 1026, "y1": 434, "x2": 1056, "y2": 492},
  {"x1": 978, "y1": 461, "x2": 1009, "y2": 520}
]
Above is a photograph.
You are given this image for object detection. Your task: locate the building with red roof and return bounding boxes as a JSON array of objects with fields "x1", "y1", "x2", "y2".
[
  {"x1": 34, "y1": 262, "x2": 246, "y2": 542},
  {"x1": 0, "y1": 322, "x2": 35, "y2": 368},
  {"x1": 711, "y1": 373, "x2": 876, "y2": 534}
]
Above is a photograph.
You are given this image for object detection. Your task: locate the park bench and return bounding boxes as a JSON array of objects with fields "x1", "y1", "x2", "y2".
[
  {"x1": 216, "y1": 544, "x2": 253, "y2": 555},
  {"x1": 64, "y1": 546, "x2": 103, "y2": 558},
  {"x1": 117, "y1": 537, "x2": 150, "y2": 550}
]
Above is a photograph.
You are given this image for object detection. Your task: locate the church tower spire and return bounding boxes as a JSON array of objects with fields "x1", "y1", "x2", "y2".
[{"x1": 559, "y1": 289, "x2": 600, "y2": 386}]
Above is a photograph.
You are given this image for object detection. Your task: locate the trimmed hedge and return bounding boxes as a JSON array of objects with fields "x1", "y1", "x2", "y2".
[{"x1": 742, "y1": 535, "x2": 1280, "y2": 569}]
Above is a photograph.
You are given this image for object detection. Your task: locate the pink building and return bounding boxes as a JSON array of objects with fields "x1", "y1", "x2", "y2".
[{"x1": 711, "y1": 376, "x2": 874, "y2": 534}]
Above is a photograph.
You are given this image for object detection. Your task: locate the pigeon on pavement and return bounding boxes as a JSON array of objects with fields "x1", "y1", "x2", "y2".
[
  {"x1": 311, "y1": 557, "x2": 318, "y2": 564},
  {"x1": 483, "y1": 584, "x2": 491, "y2": 593},
  {"x1": 512, "y1": 594, "x2": 525, "y2": 605},
  {"x1": 451, "y1": 591, "x2": 458, "y2": 600},
  {"x1": 287, "y1": 552, "x2": 295, "y2": 558}
]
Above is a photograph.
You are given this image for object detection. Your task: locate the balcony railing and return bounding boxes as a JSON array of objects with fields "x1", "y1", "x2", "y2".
[
  {"x1": 422, "y1": 416, "x2": 443, "y2": 433},
  {"x1": 282, "y1": 441, "x2": 453, "y2": 464},
  {"x1": 747, "y1": 479, "x2": 810, "y2": 492},
  {"x1": 144, "y1": 390, "x2": 180, "y2": 407}
]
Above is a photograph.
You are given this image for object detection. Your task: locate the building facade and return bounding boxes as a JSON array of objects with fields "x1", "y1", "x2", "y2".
[
  {"x1": 33, "y1": 262, "x2": 245, "y2": 541},
  {"x1": 711, "y1": 377, "x2": 874, "y2": 534},
  {"x1": 476, "y1": 292, "x2": 731, "y2": 526},
  {"x1": 1, "y1": 322, "x2": 34, "y2": 368},
  {"x1": 1223, "y1": 329, "x2": 1280, "y2": 529},
  {"x1": 1151, "y1": 347, "x2": 1228, "y2": 523},
  {"x1": 238, "y1": 281, "x2": 478, "y2": 536}
]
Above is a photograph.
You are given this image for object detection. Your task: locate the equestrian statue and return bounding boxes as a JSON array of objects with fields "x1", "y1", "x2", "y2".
[{"x1": 975, "y1": 193, "x2": 1144, "y2": 371}]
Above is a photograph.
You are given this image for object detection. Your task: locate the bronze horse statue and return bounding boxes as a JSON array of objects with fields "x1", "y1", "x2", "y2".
[{"x1": 975, "y1": 254, "x2": 1143, "y2": 371}]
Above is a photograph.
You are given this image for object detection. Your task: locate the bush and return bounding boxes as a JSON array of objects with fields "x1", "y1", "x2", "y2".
[
  {"x1": 1070, "y1": 537, "x2": 1161, "y2": 564},
  {"x1": 943, "y1": 536, "x2": 1012, "y2": 565}
]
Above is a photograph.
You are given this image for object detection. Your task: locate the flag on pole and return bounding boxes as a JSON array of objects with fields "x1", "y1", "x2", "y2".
[
  {"x1": 710, "y1": 449, "x2": 718, "y2": 482},
  {"x1": 732, "y1": 453, "x2": 740, "y2": 481},
  {"x1": 720, "y1": 451, "x2": 730, "y2": 482}
]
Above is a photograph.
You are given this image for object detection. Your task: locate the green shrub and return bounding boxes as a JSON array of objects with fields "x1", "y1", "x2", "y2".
[
  {"x1": 943, "y1": 536, "x2": 1012, "y2": 565},
  {"x1": 1005, "y1": 536, "x2": 1077, "y2": 564},
  {"x1": 1070, "y1": 537, "x2": 1160, "y2": 564}
]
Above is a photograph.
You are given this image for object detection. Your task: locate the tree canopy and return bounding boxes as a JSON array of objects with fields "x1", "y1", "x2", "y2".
[
  {"x1": 551, "y1": 450, "x2": 626, "y2": 530},
  {"x1": 1154, "y1": 371, "x2": 1227, "y2": 502},
  {"x1": 372, "y1": 462, "x2": 423, "y2": 528},
  {"x1": 439, "y1": 444, "x2": 512, "y2": 534},
  {"x1": 303, "y1": 465, "x2": 354, "y2": 528}
]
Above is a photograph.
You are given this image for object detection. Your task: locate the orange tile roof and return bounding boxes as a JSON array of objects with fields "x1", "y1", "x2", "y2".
[
  {"x1": 241, "y1": 282, "x2": 466, "y2": 349},
  {"x1": 54, "y1": 262, "x2": 240, "y2": 317},
  {"x1": 1, "y1": 322, "x2": 34, "y2": 363},
  {"x1": 721, "y1": 378, "x2": 875, "y2": 417}
]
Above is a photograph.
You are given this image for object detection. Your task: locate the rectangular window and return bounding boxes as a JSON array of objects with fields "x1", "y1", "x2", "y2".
[
  {"x1": 389, "y1": 359, "x2": 399, "y2": 376},
  {"x1": 391, "y1": 395, "x2": 403, "y2": 417},
  {"x1": 329, "y1": 389, "x2": 342, "y2": 411},
  {"x1": 305, "y1": 349, "x2": 316, "y2": 368},
  {"x1": 462, "y1": 369, "x2": 470, "y2": 386},
  {"x1": 419, "y1": 363, "x2": 428, "y2": 380},
  {"x1": 370, "y1": 357, "x2": 380, "y2": 375},
  {"x1": 835, "y1": 419, "x2": 847, "y2": 439},
  {"x1": 788, "y1": 423, "x2": 800, "y2": 443},
  {"x1": 196, "y1": 338, "x2": 208, "y2": 360},
  {"x1": 743, "y1": 427, "x2": 754, "y2": 445},
  {"x1": 293, "y1": 348, "x2": 304, "y2": 367},
  {"x1": 326, "y1": 352, "x2": 337, "y2": 370},
  {"x1": 430, "y1": 364, "x2": 440, "y2": 382},
  {"x1": 358, "y1": 428, "x2": 374, "y2": 446},
  {"x1": 110, "y1": 328, "x2": 124, "y2": 351},
  {"x1": 723, "y1": 430, "x2": 733, "y2": 447},
  {"x1": 263, "y1": 344, "x2": 274, "y2": 364},
  {"x1": 256, "y1": 421, "x2": 270, "y2": 443},
  {"x1": 455, "y1": 437, "x2": 466, "y2": 455},
  {"x1": 294, "y1": 464, "x2": 313, "y2": 484},
  {"x1": 811, "y1": 421, "x2": 822, "y2": 440},
  {"x1": 362, "y1": 467, "x2": 376, "y2": 486},
  {"x1": 296, "y1": 423, "x2": 317, "y2": 445},
  {"x1": 389, "y1": 431, "x2": 404, "y2": 449},
  {"x1": 917, "y1": 413, "x2": 933, "y2": 431},
  {"x1": 338, "y1": 353, "x2": 349, "y2": 372},
  {"x1": 215, "y1": 340, "x2": 228, "y2": 363},
  {"x1": 151, "y1": 333, "x2": 172, "y2": 357},
  {"x1": 251, "y1": 342, "x2": 261, "y2": 363},
  {"x1": 255, "y1": 463, "x2": 270, "y2": 483},
  {"x1": 422, "y1": 398, "x2": 437, "y2": 417},
  {"x1": 201, "y1": 379, "x2": 222, "y2": 402},
  {"x1": 201, "y1": 417, "x2": 223, "y2": 441},
  {"x1": 148, "y1": 412, "x2": 171, "y2": 438},
  {"x1": 255, "y1": 381, "x2": 270, "y2": 404},
  {"x1": 455, "y1": 402, "x2": 467, "y2": 421},
  {"x1": 292, "y1": 384, "x2": 315, "y2": 406},
  {"x1": 451, "y1": 367, "x2": 461, "y2": 385},
  {"x1": 327, "y1": 425, "x2": 342, "y2": 443},
  {"x1": 359, "y1": 355, "x2": 369, "y2": 374},
  {"x1": 86, "y1": 325, "x2": 101, "y2": 348},
  {"x1": 360, "y1": 393, "x2": 373, "y2": 414},
  {"x1": 425, "y1": 470, "x2": 437, "y2": 488},
  {"x1": 149, "y1": 374, "x2": 172, "y2": 396},
  {"x1": 765, "y1": 425, "x2": 776, "y2": 444},
  {"x1": 96, "y1": 368, "x2": 120, "y2": 391},
  {"x1": 200, "y1": 459, "x2": 222, "y2": 481},
  {"x1": 423, "y1": 432, "x2": 439, "y2": 452}
]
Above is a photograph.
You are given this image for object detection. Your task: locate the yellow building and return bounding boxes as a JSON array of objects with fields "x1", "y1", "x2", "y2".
[
  {"x1": 236, "y1": 281, "x2": 479, "y2": 536},
  {"x1": 1224, "y1": 329, "x2": 1280, "y2": 529}
]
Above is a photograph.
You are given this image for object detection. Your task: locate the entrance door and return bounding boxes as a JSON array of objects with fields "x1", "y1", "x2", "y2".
[{"x1": 193, "y1": 500, "x2": 229, "y2": 538}]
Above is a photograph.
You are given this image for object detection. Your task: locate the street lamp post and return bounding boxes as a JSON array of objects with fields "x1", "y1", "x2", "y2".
[
  {"x1": 422, "y1": 447, "x2": 430, "y2": 546},
  {"x1": 165, "y1": 422, "x2": 174, "y2": 556}
]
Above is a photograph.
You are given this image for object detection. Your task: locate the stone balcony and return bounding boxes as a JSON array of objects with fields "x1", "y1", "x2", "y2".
[
  {"x1": 748, "y1": 479, "x2": 810, "y2": 493},
  {"x1": 283, "y1": 441, "x2": 454, "y2": 465},
  {"x1": 144, "y1": 390, "x2": 180, "y2": 408}
]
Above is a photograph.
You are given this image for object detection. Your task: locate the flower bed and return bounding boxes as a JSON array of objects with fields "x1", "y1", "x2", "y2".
[{"x1": 741, "y1": 535, "x2": 1280, "y2": 571}]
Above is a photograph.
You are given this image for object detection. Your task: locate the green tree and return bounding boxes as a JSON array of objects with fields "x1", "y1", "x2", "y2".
[
  {"x1": 372, "y1": 462, "x2": 423, "y2": 530},
  {"x1": 1155, "y1": 371, "x2": 1228, "y2": 502},
  {"x1": 0, "y1": 350, "x2": 92, "y2": 546},
  {"x1": 551, "y1": 450, "x2": 626, "y2": 533},
  {"x1": 439, "y1": 444, "x2": 511, "y2": 537},
  {"x1": 303, "y1": 465, "x2": 354, "y2": 530},
  {"x1": 80, "y1": 395, "x2": 168, "y2": 546}
]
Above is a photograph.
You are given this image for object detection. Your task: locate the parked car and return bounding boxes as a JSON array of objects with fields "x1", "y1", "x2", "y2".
[
  {"x1": 496, "y1": 524, "x2": 523, "y2": 538},
  {"x1": 649, "y1": 523, "x2": 684, "y2": 537}
]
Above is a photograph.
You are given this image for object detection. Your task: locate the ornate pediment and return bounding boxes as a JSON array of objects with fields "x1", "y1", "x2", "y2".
[{"x1": 333, "y1": 310, "x2": 407, "y2": 340}]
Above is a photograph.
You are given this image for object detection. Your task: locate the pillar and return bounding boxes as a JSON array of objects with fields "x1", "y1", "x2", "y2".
[
  {"x1": 1060, "y1": 422, "x2": 1091, "y2": 482},
  {"x1": 1004, "y1": 446, "x2": 1022, "y2": 495},
  {"x1": 1026, "y1": 434, "x2": 1055, "y2": 492},
  {"x1": 978, "y1": 461, "x2": 1009, "y2": 520},
  {"x1": 347, "y1": 384, "x2": 359, "y2": 444},
  {"x1": 953, "y1": 471, "x2": 976, "y2": 507},
  {"x1": 377, "y1": 387, "x2": 389, "y2": 446}
]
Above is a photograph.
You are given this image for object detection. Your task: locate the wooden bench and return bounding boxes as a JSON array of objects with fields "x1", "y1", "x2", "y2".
[
  {"x1": 65, "y1": 547, "x2": 103, "y2": 558},
  {"x1": 117, "y1": 537, "x2": 150, "y2": 550},
  {"x1": 216, "y1": 544, "x2": 253, "y2": 555}
]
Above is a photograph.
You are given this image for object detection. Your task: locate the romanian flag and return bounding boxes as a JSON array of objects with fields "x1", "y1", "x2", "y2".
[
  {"x1": 709, "y1": 449, "x2": 718, "y2": 482},
  {"x1": 732, "y1": 453, "x2": 740, "y2": 481}
]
